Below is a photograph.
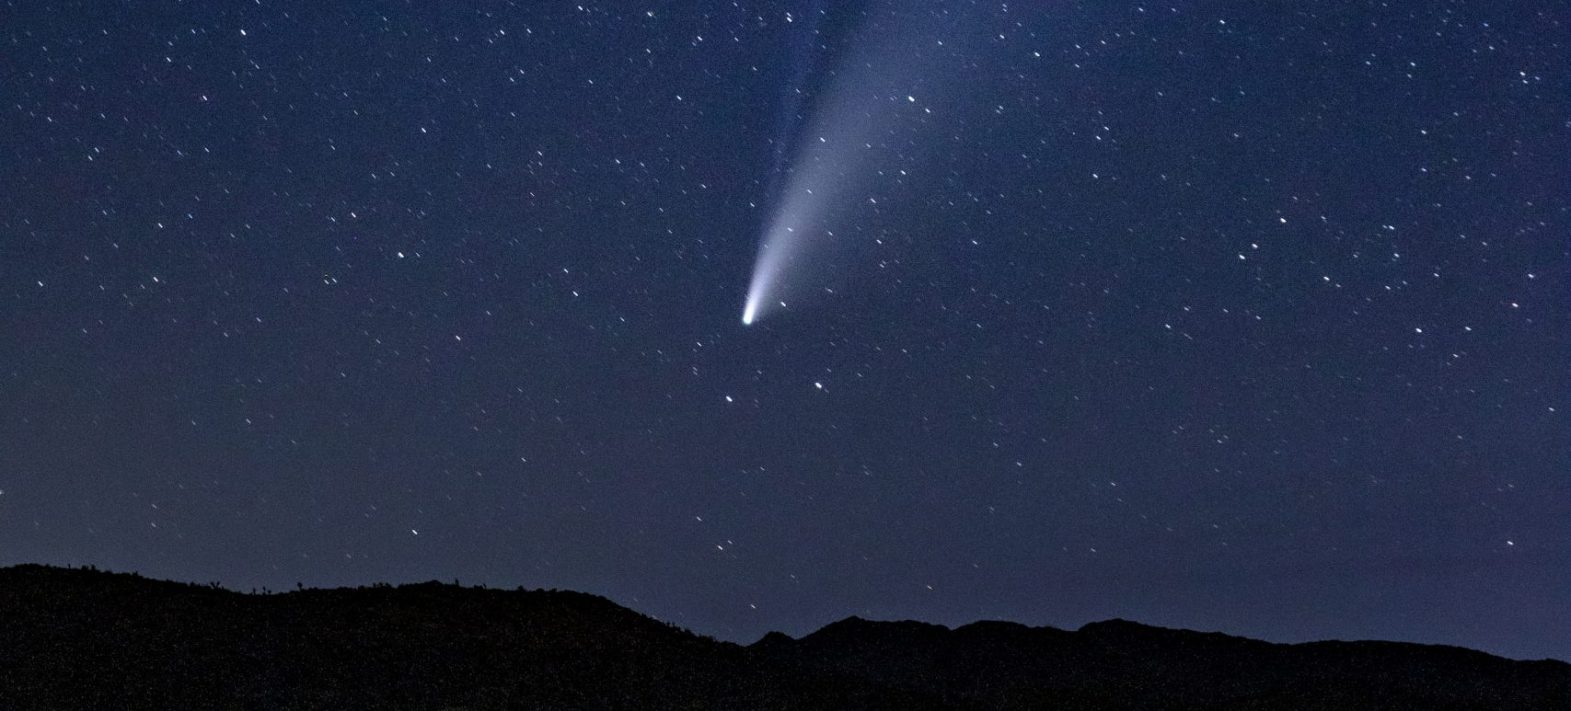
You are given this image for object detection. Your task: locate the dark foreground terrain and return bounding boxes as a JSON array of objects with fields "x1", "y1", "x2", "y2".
[{"x1": 0, "y1": 565, "x2": 1564, "y2": 710}]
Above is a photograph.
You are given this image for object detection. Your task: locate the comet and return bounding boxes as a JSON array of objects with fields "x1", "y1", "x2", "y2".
[{"x1": 741, "y1": 4, "x2": 963, "y2": 326}]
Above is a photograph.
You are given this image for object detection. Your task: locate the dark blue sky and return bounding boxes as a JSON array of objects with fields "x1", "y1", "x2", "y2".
[{"x1": 2, "y1": 1, "x2": 1566, "y2": 660}]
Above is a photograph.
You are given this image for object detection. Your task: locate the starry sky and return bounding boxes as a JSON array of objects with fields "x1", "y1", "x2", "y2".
[{"x1": 2, "y1": 1, "x2": 1566, "y2": 661}]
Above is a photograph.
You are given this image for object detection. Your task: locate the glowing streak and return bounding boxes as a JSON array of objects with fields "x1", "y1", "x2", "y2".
[
  {"x1": 744, "y1": 170, "x2": 833, "y2": 326},
  {"x1": 742, "y1": 224, "x2": 787, "y2": 326},
  {"x1": 747, "y1": 6, "x2": 827, "y2": 327},
  {"x1": 742, "y1": 3, "x2": 963, "y2": 325},
  {"x1": 742, "y1": 107, "x2": 861, "y2": 325}
]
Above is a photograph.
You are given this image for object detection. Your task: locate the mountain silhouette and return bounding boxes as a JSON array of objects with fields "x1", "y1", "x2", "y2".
[{"x1": 0, "y1": 564, "x2": 1565, "y2": 709}]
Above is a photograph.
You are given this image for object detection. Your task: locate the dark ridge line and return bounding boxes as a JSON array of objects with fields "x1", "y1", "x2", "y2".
[{"x1": 2, "y1": 562, "x2": 1561, "y2": 664}]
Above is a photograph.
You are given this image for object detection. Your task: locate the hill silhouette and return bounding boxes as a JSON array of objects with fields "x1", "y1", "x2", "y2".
[{"x1": 0, "y1": 564, "x2": 1565, "y2": 709}]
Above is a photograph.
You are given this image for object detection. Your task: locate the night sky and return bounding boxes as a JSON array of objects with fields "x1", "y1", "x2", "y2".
[{"x1": 3, "y1": 1, "x2": 1567, "y2": 661}]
